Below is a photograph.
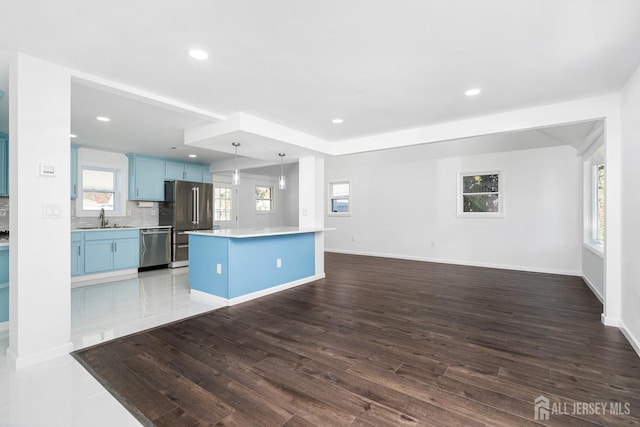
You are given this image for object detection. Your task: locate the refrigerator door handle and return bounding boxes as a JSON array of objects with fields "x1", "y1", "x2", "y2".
[
  {"x1": 191, "y1": 187, "x2": 197, "y2": 225},
  {"x1": 196, "y1": 186, "x2": 200, "y2": 225}
]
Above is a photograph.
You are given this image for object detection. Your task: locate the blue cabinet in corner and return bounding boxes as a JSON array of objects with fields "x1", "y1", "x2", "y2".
[
  {"x1": 71, "y1": 232, "x2": 84, "y2": 276},
  {"x1": 128, "y1": 155, "x2": 165, "y2": 201},
  {"x1": 0, "y1": 133, "x2": 9, "y2": 197},
  {"x1": 0, "y1": 246, "x2": 9, "y2": 323}
]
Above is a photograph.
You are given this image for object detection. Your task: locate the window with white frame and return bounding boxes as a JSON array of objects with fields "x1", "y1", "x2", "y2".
[
  {"x1": 214, "y1": 186, "x2": 234, "y2": 221},
  {"x1": 458, "y1": 172, "x2": 503, "y2": 215},
  {"x1": 328, "y1": 181, "x2": 350, "y2": 215},
  {"x1": 592, "y1": 163, "x2": 605, "y2": 243},
  {"x1": 82, "y1": 167, "x2": 117, "y2": 211},
  {"x1": 255, "y1": 185, "x2": 274, "y2": 212}
]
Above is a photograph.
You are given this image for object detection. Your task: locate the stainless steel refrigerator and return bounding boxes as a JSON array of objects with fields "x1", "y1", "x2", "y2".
[{"x1": 159, "y1": 180, "x2": 213, "y2": 267}]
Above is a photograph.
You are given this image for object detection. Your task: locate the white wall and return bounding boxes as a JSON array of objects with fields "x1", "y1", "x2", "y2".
[
  {"x1": 582, "y1": 247, "x2": 604, "y2": 301},
  {"x1": 8, "y1": 54, "x2": 73, "y2": 368},
  {"x1": 325, "y1": 140, "x2": 582, "y2": 275},
  {"x1": 621, "y1": 63, "x2": 640, "y2": 355},
  {"x1": 235, "y1": 171, "x2": 298, "y2": 229}
]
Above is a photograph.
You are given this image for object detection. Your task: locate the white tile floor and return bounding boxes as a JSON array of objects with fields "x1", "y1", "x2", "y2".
[{"x1": 0, "y1": 267, "x2": 224, "y2": 427}]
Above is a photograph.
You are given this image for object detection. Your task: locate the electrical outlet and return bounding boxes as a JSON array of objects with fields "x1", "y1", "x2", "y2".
[
  {"x1": 276, "y1": 258, "x2": 282, "y2": 268},
  {"x1": 431, "y1": 241, "x2": 436, "y2": 248},
  {"x1": 351, "y1": 236, "x2": 355, "y2": 242},
  {"x1": 216, "y1": 263, "x2": 222, "y2": 274}
]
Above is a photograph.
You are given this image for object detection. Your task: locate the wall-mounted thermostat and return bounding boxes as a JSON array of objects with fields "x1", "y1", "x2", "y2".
[{"x1": 39, "y1": 164, "x2": 57, "y2": 177}]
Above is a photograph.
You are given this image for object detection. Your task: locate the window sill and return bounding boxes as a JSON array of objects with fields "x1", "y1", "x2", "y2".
[
  {"x1": 583, "y1": 242, "x2": 604, "y2": 259},
  {"x1": 327, "y1": 213, "x2": 351, "y2": 217},
  {"x1": 456, "y1": 213, "x2": 505, "y2": 219}
]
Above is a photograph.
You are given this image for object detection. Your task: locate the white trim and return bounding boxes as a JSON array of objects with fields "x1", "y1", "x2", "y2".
[
  {"x1": 620, "y1": 320, "x2": 640, "y2": 359},
  {"x1": 191, "y1": 274, "x2": 325, "y2": 307},
  {"x1": 6, "y1": 341, "x2": 74, "y2": 370},
  {"x1": 601, "y1": 313, "x2": 620, "y2": 327},
  {"x1": 327, "y1": 180, "x2": 351, "y2": 217},
  {"x1": 583, "y1": 242, "x2": 604, "y2": 258},
  {"x1": 190, "y1": 289, "x2": 228, "y2": 307},
  {"x1": 457, "y1": 170, "x2": 504, "y2": 217},
  {"x1": 581, "y1": 274, "x2": 604, "y2": 303},
  {"x1": 325, "y1": 248, "x2": 581, "y2": 276},
  {"x1": 0, "y1": 321, "x2": 8, "y2": 332},
  {"x1": 71, "y1": 269, "x2": 138, "y2": 288}
]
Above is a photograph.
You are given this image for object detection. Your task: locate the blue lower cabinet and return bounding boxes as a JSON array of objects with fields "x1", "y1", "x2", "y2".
[
  {"x1": 76, "y1": 230, "x2": 140, "y2": 275},
  {"x1": 0, "y1": 246, "x2": 9, "y2": 323},
  {"x1": 71, "y1": 232, "x2": 84, "y2": 276},
  {"x1": 112, "y1": 238, "x2": 139, "y2": 270},
  {"x1": 85, "y1": 240, "x2": 115, "y2": 273}
]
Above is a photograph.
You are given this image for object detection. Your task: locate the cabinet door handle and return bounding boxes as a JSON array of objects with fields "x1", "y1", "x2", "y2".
[
  {"x1": 136, "y1": 188, "x2": 139, "y2": 197},
  {"x1": 77, "y1": 246, "x2": 81, "y2": 256},
  {"x1": 114, "y1": 242, "x2": 117, "y2": 252}
]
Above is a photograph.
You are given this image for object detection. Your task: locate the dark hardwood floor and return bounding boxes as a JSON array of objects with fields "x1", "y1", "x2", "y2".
[{"x1": 74, "y1": 253, "x2": 640, "y2": 426}]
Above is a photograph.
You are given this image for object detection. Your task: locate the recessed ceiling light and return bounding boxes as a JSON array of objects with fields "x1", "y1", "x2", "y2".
[
  {"x1": 188, "y1": 154, "x2": 197, "y2": 158},
  {"x1": 70, "y1": 134, "x2": 77, "y2": 138},
  {"x1": 96, "y1": 116, "x2": 111, "y2": 122},
  {"x1": 189, "y1": 49, "x2": 209, "y2": 60},
  {"x1": 465, "y1": 88, "x2": 482, "y2": 97},
  {"x1": 332, "y1": 118, "x2": 344, "y2": 124}
]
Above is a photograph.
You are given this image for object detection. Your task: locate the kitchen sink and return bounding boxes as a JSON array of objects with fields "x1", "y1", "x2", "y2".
[{"x1": 74, "y1": 225, "x2": 137, "y2": 230}]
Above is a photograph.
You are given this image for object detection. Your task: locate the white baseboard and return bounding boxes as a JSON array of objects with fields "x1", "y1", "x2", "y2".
[
  {"x1": 582, "y1": 275, "x2": 604, "y2": 303},
  {"x1": 229, "y1": 274, "x2": 325, "y2": 306},
  {"x1": 325, "y1": 249, "x2": 581, "y2": 276},
  {"x1": 190, "y1": 289, "x2": 228, "y2": 307},
  {"x1": 620, "y1": 320, "x2": 640, "y2": 359},
  {"x1": 71, "y1": 269, "x2": 138, "y2": 288},
  {"x1": 191, "y1": 274, "x2": 325, "y2": 307},
  {"x1": 6, "y1": 341, "x2": 74, "y2": 370},
  {"x1": 601, "y1": 313, "x2": 620, "y2": 327}
]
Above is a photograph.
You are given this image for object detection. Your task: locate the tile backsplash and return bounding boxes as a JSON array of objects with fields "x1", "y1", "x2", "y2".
[
  {"x1": 0, "y1": 198, "x2": 161, "y2": 231},
  {"x1": 0, "y1": 198, "x2": 8, "y2": 231},
  {"x1": 70, "y1": 200, "x2": 160, "y2": 229}
]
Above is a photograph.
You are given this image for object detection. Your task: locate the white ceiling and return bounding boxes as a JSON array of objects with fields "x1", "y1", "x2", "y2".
[{"x1": 0, "y1": 0, "x2": 638, "y2": 163}]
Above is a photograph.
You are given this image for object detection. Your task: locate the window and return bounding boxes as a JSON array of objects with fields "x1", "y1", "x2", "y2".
[
  {"x1": 255, "y1": 185, "x2": 273, "y2": 211},
  {"x1": 458, "y1": 172, "x2": 503, "y2": 216},
  {"x1": 82, "y1": 167, "x2": 117, "y2": 211},
  {"x1": 329, "y1": 181, "x2": 350, "y2": 215},
  {"x1": 593, "y1": 163, "x2": 605, "y2": 243},
  {"x1": 214, "y1": 187, "x2": 233, "y2": 221}
]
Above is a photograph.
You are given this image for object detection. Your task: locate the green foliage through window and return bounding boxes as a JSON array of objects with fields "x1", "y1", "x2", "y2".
[
  {"x1": 460, "y1": 173, "x2": 500, "y2": 213},
  {"x1": 255, "y1": 185, "x2": 273, "y2": 211}
]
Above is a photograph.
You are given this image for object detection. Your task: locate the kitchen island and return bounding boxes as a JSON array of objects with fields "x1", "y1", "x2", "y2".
[{"x1": 186, "y1": 226, "x2": 328, "y2": 305}]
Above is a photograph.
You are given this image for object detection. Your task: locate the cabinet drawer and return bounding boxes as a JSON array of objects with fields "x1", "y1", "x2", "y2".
[{"x1": 84, "y1": 229, "x2": 139, "y2": 241}]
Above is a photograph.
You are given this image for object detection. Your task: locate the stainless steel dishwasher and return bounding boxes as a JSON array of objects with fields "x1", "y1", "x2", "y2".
[{"x1": 139, "y1": 227, "x2": 171, "y2": 268}]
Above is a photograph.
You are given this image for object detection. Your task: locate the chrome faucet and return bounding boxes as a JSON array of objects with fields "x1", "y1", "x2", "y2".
[{"x1": 99, "y1": 207, "x2": 109, "y2": 228}]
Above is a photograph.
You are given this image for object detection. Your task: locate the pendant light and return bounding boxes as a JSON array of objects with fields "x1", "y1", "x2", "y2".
[
  {"x1": 278, "y1": 153, "x2": 286, "y2": 190},
  {"x1": 232, "y1": 142, "x2": 240, "y2": 185}
]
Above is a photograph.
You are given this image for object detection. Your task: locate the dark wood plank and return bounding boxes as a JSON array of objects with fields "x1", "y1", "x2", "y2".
[{"x1": 74, "y1": 253, "x2": 640, "y2": 426}]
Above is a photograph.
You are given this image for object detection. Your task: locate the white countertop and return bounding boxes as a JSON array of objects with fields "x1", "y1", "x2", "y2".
[
  {"x1": 0, "y1": 241, "x2": 8, "y2": 247},
  {"x1": 71, "y1": 225, "x2": 172, "y2": 232},
  {"x1": 186, "y1": 226, "x2": 332, "y2": 239}
]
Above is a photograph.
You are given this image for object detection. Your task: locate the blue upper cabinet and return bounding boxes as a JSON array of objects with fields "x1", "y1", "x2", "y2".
[
  {"x1": 0, "y1": 133, "x2": 8, "y2": 197},
  {"x1": 164, "y1": 160, "x2": 211, "y2": 183},
  {"x1": 70, "y1": 144, "x2": 79, "y2": 198},
  {"x1": 164, "y1": 160, "x2": 186, "y2": 181},
  {"x1": 184, "y1": 163, "x2": 203, "y2": 182},
  {"x1": 128, "y1": 155, "x2": 165, "y2": 201}
]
